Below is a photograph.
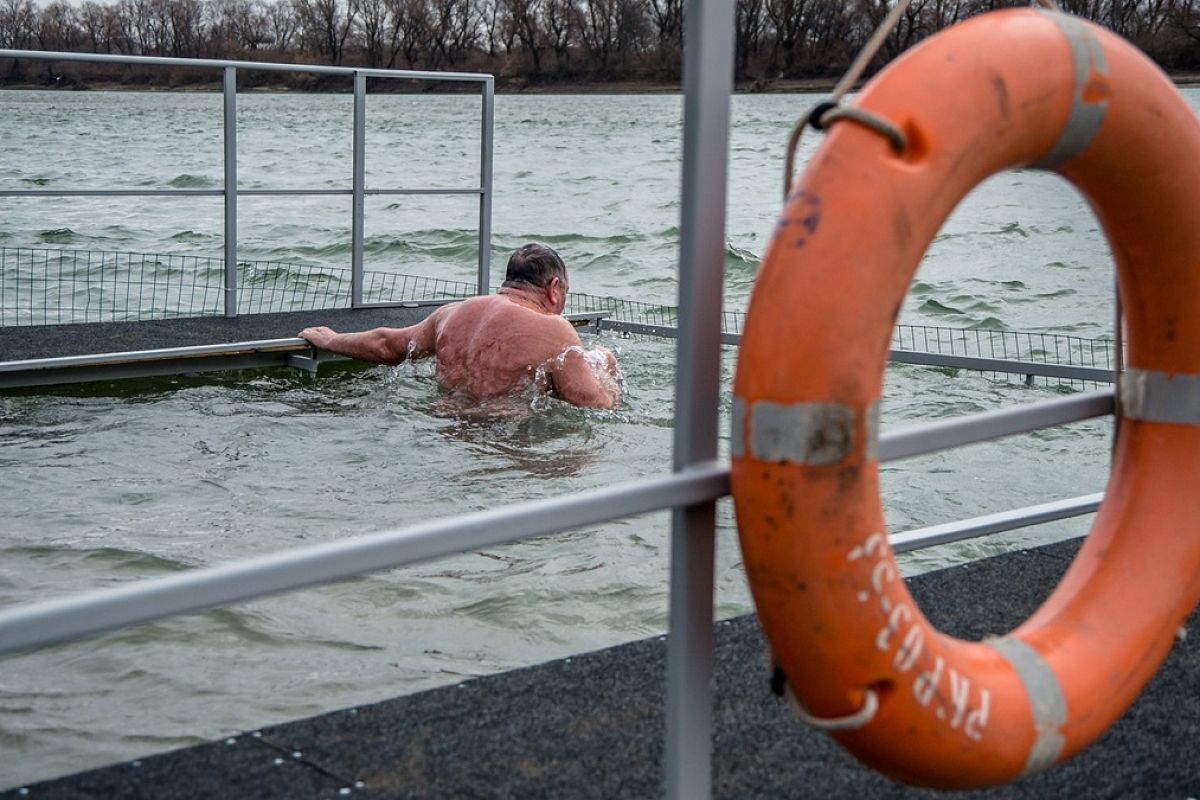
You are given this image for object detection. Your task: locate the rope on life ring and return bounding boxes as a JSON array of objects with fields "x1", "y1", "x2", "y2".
[{"x1": 732, "y1": 7, "x2": 1200, "y2": 790}]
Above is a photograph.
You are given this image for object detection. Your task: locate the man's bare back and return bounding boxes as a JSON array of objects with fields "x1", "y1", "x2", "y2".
[{"x1": 299, "y1": 244, "x2": 621, "y2": 409}]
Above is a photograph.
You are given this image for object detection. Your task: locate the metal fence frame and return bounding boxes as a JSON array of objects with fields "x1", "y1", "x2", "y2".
[
  {"x1": 0, "y1": 49, "x2": 496, "y2": 312},
  {"x1": 0, "y1": 10, "x2": 1116, "y2": 798}
]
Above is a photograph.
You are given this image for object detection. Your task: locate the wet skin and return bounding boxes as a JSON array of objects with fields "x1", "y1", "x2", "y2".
[{"x1": 299, "y1": 279, "x2": 621, "y2": 409}]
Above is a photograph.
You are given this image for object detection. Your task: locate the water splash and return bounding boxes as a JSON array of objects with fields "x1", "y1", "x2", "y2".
[{"x1": 535, "y1": 343, "x2": 625, "y2": 411}]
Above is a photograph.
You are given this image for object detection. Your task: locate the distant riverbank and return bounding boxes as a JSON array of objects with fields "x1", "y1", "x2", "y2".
[
  {"x1": 0, "y1": 75, "x2": 841, "y2": 94},
  {"x1": 5, "y1": 72, "x2": 1200, "y2": 94}
]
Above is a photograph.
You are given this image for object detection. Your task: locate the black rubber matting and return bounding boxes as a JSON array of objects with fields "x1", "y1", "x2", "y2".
[{"x1": 6, "y1": 536, "x2": 1198, "y2": 799}]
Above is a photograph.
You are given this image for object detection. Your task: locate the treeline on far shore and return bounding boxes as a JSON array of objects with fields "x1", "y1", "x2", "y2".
[{"x1": 4, "y1": 0, "x2": 1200, "y2": 91}]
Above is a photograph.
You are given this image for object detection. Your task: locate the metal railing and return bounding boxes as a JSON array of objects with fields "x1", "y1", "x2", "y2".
[
  {"x1": 0, "y1": 247, "x2": 479, "y2": 324},
  {"x1": 0, "y1": 11, "x2": 1115, "y2": 799},
  {"x1": 0, "y1": 49, "x2": 495, "y2": 312},
  {"x1": 1, "y1": 246, "x2": 1116, "y2": 389}
]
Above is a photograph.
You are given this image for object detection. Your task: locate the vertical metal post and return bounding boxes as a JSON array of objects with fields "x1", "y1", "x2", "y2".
[
  {"x1": 477, "y1": 77, "x2": 495, "y2": 295},
  {"x1": 351, "y1": 72, "x2": 367, "y2": 308},
  {"x1": 664, "y1": 2, "x2": 734, "y2": 800},
  {"x1": 222, "y1": 67, "x2": 238, "y2": 318}
]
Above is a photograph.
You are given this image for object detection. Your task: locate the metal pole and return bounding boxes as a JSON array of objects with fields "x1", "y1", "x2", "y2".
[
  {"x1": 664, "y1": 2, "x2": 735, "y2": 798},
  {"x1": 352, "y1": 72, "x2": 367, "y2": 307},
  {"x1": 478, "y1": 77, "x2": 495, "y2": 295},
  {"x1": 223, "y1": 67, "x2": 238, "y2": 317}
]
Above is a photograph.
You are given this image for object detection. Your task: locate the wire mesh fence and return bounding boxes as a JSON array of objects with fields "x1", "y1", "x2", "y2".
[
  {"x1": 2, "y1": 247, "x2": 1116, "y2": 387},
  {"x1": 0, "y1": 247, "x2": 475, "y2": 325},
  {"x1": 890, "y1": 323, "x2": 1115, "y2": 388},
  {"x1": 567, "y1": 291, "x2": 679, "y2": 329},
  {"x1": 570, "y1": 292, "x2": 1115, "y2": 388}
]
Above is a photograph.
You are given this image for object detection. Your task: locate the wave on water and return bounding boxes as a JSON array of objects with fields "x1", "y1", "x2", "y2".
[
  {"x1": 994, "y1": 221, "x2": 1030, "y2": 238},
  {"x1": 166, "y1": 174, "x2": 218, "y2": 189},
  {"x1": 169, "y1": 230, "x2": 216, "y2": 244},
  {"x1": 917, "y1": 297, "x2": 1010, "y2": 329},
  {"x1": 3, "y1": 544, "x2": 193, "y2": 575},
  {"x1": 725, "y1": 242, "x2": 761, "y2": 300},
  {"x1": 252, "y1": 229, "x2": 478, "y2": 267},
  {"x1": 366, "y1": 230, "x2": 480, "y2": 261},
  {"x1": 503, "y1": 228, "x2": 678, "y2": 251},
  {"x1": 37, "y1": 228, "x2": 78, "y2": 245},
  {"x1": 918, "y1": 298, "x2": 962, "y2": 315},
  {"x1": 1044, "y1": 259, "x2": 1090, "y2": 270},
  {"x1": 726, "y1": 242, "x2": 760, "y2": 265}
]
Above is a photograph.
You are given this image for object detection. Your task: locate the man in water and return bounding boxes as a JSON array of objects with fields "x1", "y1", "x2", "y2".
[{"x1": 298, "y1": 243, "x2": 622, "y2": 409}]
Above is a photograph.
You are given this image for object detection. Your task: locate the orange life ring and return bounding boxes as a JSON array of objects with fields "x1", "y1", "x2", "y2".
[{"x1": 732, "y1": 8, "x2": 1200, "y2": 790}]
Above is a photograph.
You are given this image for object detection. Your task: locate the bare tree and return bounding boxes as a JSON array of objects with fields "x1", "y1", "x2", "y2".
[
  {"x1": 0, "y1": 0, "x2": 36, "y2": 81},
  {"x1": 614, "y1": 0, "x2": 648, "y2": 64},
  {"x1": 431, "y1": 0, "x2": 476, "y2": 66},
  {"x1": 736, "y1": 0, "x2": 764, "y2": 77},
  {"x1": 356, "y1": 0, "x2": 388, "y2": 65},
  {"x1": 383, "y1": 0, "x2": 429, "y2": 68},
  {"x1": 79, "y1": 1, "x2": 117, "y2": 51},
  {"x1": 479, "y1": 0, "x2": 503, "y2": 55},
  {"x1": 543, "y1": 0, "x2": 574, "y2": 72},
  {"x1": 1, "y1": 0, "x2": 37, "y2": 49},
  {"x1": 805, "y1": 0, "x2": 856, "y2": 71},
  {"x1": 575, "y1": 0, "x2": 614, "y2": 75},
  {"x1": 644, "y1": 0, "x2": 681, "y2": 66},
  {"x1": 504, "y1": 0, "x2": 546, "y2": 75},
  {"x1": 765, "y1": 0, "x2": 813, "y2": 73},
  {"x1": 36, "y1": 1, "x2": 83, "y2": 51},
  {"x1": 266, "y1": 0, "x2": 298, "y2": 50},
  {"x1": 293, "y1": 0, "x2": 357, "y2": 63},
  {"x1": 161, "y1": 0, "x2": 207, "y2": 57},
  {"x1": 211, "y1": 0, "x2": 272, "y2": 52}
]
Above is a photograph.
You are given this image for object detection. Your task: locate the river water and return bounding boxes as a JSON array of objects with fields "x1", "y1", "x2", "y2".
[{"x1": 1, "y1": 85, "x2": 1179, "y2": 787}]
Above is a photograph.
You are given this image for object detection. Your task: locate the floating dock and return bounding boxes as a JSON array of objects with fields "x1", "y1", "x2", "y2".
[
  {"x1": 0, "y1": 306, "x2": 608, "y2": 389},
  {"x1": 7, "y1": 537, "x2": 1197, "y2": 798},
  {"x1": 0, "y1": 307, "x2": 435, "y2": 389}
]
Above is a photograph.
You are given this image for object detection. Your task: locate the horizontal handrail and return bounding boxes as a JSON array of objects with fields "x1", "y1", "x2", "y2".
[
  {"x1": 891, "y1": 492, "x2": 1104, "y2": 554},
  {"x1": 0, "y1": 188, "x2": 486, "y2": 198},
  {"x1": 0, "y1": 49, "x2": 493, "y2": 83},
  {"x1": 879, "y1": 390, "x2": 1114, "y2": 461},
  {"x1": 0, "y1": 462, "x2": 730, "y2": 656},
  {"x1": 0, "y1": 389, "x2": 1114, "y2": 657},
  {"x1": 1, "y1": 313, "x2": 604, "y2": 373},
  {"x1": 600, "y1": 320, "x2": 1115, "y2": 384},
  {"x1": 0, "y1": 314, "x2": 598, "y2": 388},
  {"x1": 602, "y1": 319, "x2": 743, "y2": 346},
  {"x1": 888, "y1": 349, "x2": 1113, "y2": 383},
  {"x1": 0, "y1": 338, "x2": 325, "y2": 388},
  {"x1": 0, "y1": 338, "x2": 309, "y2": 372}
]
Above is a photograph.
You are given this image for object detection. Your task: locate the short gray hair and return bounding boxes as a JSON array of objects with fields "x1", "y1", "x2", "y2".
[{"x1": 502, "y1": 243, "x2": 567, "y2": 290}]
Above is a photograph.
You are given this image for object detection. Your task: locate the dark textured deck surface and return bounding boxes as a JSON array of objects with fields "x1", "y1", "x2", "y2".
[
  {"x1": 6, "y1": 537, "x2": 1198, "y2": 799},
  {"x1": 0, "y1": 307, "x2": 436, "y2": 362}
]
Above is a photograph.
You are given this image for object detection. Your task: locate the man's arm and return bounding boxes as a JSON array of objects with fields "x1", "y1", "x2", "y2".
[
  {"x1": 548, "y1": 343, "x2": 622, "y2": 410},
  {"x1": 298, "y1": 306, "x2": 448, "y2": 365}
]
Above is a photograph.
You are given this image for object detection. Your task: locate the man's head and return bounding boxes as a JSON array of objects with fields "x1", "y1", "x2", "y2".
[{"x1": 503, "y1": 243, "x2": 569, "y2": 313}]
